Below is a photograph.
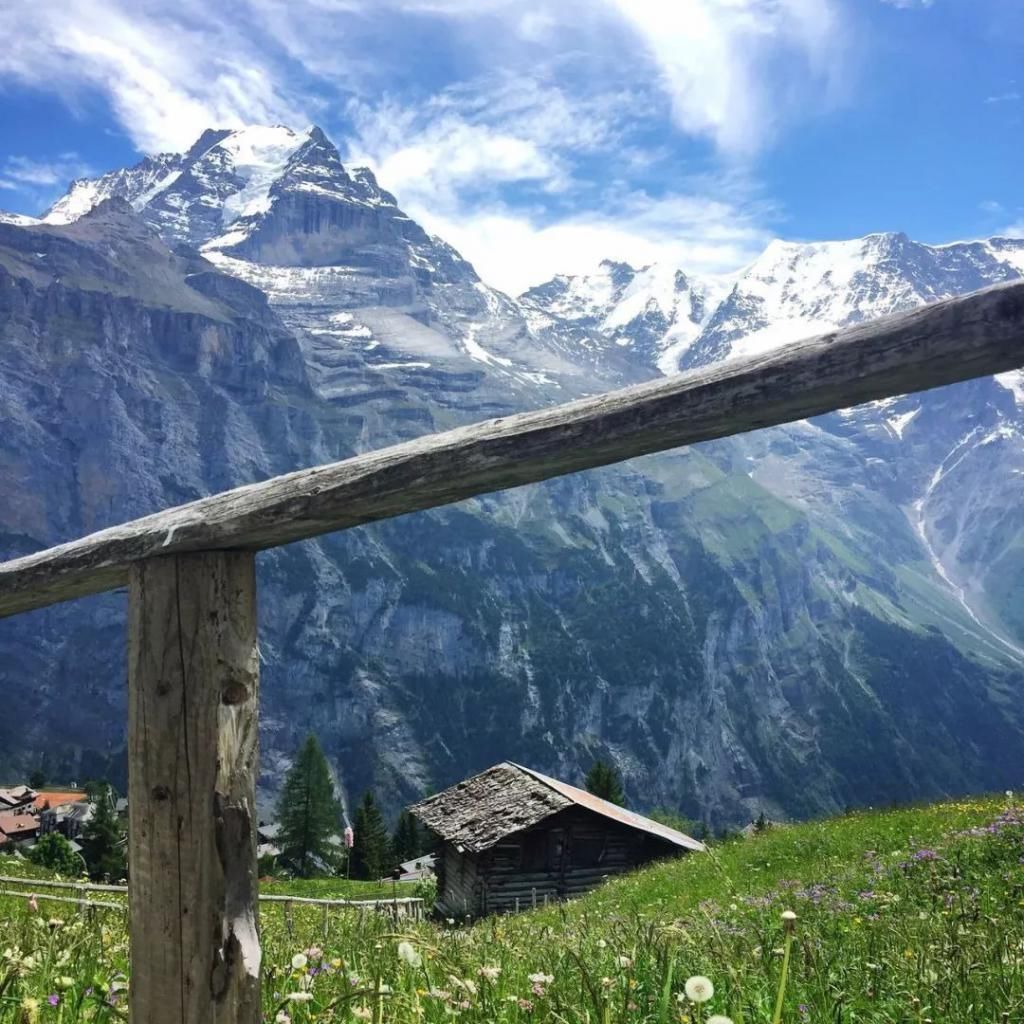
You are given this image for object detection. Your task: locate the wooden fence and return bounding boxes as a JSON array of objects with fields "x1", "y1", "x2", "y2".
[
  {"x1": 0, "y1": 279, "x2": 1021, "y2": 1023},
  {"x1": 0, "y1": 874, "x2": 424, "y2": 922}
]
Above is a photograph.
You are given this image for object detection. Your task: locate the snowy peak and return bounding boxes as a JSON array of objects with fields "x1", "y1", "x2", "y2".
[
  {"x1": 42, "y1": 124, "x2": 317, "y2": 242},
  {"x1": 682, "y1": 233, "x2": 1024, "y2": 369},
  {"x1": 520, "y1": 259, "x2": 729, "y2": 374}
]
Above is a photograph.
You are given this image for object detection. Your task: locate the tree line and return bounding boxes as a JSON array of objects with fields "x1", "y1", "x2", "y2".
[{"x1": 272, "y1": 735, "x2": 429, "y2": 880}]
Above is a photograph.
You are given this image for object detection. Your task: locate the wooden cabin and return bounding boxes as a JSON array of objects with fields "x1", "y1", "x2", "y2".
[{"x1": 410, "y1": 762, "x2": 704, "y2": 918}]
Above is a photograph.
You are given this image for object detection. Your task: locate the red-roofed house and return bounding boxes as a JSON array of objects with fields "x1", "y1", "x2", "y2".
[{"x1": 0, "y1": 812, "x2": 40, "y2": 844}]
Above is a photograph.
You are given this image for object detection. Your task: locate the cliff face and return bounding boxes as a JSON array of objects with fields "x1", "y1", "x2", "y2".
[{"x1": 1, "y1": 127, "x2": 1022, "y2": 826}]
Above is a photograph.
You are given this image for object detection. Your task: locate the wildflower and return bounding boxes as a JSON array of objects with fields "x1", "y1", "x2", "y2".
[
  {"x1": 352, "y1": 1008, "x2": 372, "y2": 1021},
  {"x1": 617, "y1": 955, "x2": 633, "y2": 969},
  {"x1": 286, "y1": 991, "x2": 314, "y2": 1003},
  {"x1": 600, "y1": 976, "x2": 614, "y2": 989},
  {"x1": 684, "y1": 976, "x2": 715, "y2": 1003},
  {"x1": 305, "y1": 946, "x2": 323, "y2": 960},
  {"x1": 47, "y1": 918, "x2": 64, "y2": 930},
  {"x1": 597, "y1": 938, "x2": 607, "y2": 949},
  {"x1": 291, "y1": 953, "x2": 308, "y2": 971},
  {"x1": 517, "y1": 998, "x2": 534, "y2": 1011},
  {"x1": 478, "y1": 965, "x2": 501, "y2": 981},
  {"x1": 27, "y1": 896, "x2": 38, "y2": 913},
  {"x1": 274, "y1": 1013, "x2": 291, "y2": 1024},
  {"x1": 55, "y1": 977, "x2": 74, "y2": 990},
  {"x1": 20, "y1": 997, "x2": 40, "y2": 1023},
  {"x1": 398, "y1": 940, "x2": 422, "y2": 968},
  {"x1": 47, "y1": 995, "x2": 59, "y2": 1007},
  {"x1": 708, "y1": 1017, "x2": 734, "y2": 1024},
  {"x1": 528, "y1": 973, "x2": 554, "y2": 985}
]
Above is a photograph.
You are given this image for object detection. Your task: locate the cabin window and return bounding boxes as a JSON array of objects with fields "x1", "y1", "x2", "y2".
[{"x1": 572, "y1": 836, "x2": 606, "y2": 868}]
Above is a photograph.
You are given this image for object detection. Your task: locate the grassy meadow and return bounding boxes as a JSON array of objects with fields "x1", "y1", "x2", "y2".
[{"x1": 0, "y1": 794, "x2": 1022, "y2": 1022}]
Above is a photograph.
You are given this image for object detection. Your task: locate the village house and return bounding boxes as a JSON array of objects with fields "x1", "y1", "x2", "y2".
[
  {"x1": 39, "y1": 800, "x2": 94, "y2": 840},
  {"x1": 0, "y1": 811, "x2": 40, "y2": 845},
  {"x1": 410, "y1": 762, "x2": 703, "y2": 918},
  {"x1": 0, "y1": 786, "x2": 36, "y2": 812}
]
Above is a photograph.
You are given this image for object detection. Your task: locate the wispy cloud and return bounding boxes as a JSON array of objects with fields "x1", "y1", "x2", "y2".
[
  {"x1": 0, "y1": 0, "x2": 846, "y2": 289},
  {"x1": 879, "y1": 0, "x2": 934, "y2": 8},
  {"x1": 985, "y1": 92, "x2": 1021, "y2": 104},
  {"x1": 0, "y1": 154, "x2": 95, "y2": 209}
]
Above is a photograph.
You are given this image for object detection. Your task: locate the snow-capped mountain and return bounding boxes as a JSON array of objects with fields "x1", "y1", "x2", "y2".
[
  {"x1": 682, "y1": 232, "x2": 1024, "y2": 370},
  {"x1": 3, "y1": 123, "x2": 1024, "y2": 826},
  {"x1": 520, "y1": 259, "x2": 731, "y2": 375},
  {"x1": 40, "y1": 125, "x2": 592, "y2": 408},
  {"x1": 524, "y1": 233, "x2": 1024, "y2": 377}
]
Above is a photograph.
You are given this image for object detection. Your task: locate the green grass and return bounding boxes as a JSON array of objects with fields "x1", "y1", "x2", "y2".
[{"x1": 1, "y1": 794, "x2": 1022, "y2": 1022}]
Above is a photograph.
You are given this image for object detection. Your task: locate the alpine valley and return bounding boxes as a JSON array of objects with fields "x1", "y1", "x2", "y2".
[{"x1": 1, "y1": 124, "x2": 1022, "y2": 826}]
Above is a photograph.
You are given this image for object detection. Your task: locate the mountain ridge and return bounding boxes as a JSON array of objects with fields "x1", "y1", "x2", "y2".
[{"x1": 1, "y1": 124, "x2": 1022, "y2": 827}]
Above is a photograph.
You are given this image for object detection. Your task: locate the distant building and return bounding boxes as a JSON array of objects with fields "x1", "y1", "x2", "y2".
[
  {"x1": 40, "y1": 801, "x2": 95, "y2": 840},
  {"x1": 31, "y1": 790, "x2": 88, "y2": 814},
  {"x1": 410, "y1": 762, "x2": 703, "y2": 918},
  {"x1": 0, "y1": 786, "x2": 36, "y2": 812},
  {"x1": 390, "y1": 854, "x2": 436, "y2": 882}
]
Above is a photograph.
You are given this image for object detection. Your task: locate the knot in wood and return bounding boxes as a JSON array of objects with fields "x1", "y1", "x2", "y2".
[
  {"x1": 222, "y1": 680, "x2": 251, "y2": 705},
  {"x1": 151, "y1": 784, "x2": 171, "y2": 802}
]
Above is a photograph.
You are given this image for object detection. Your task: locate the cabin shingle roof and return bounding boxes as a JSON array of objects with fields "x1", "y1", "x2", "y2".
[{"x1": 410, "y1": 762, "x2": 704, "y2": 854}]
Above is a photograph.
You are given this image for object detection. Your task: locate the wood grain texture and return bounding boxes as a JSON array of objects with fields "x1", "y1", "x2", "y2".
[
  {"x1": 128, "y1": 552, "x2": 260, "y2": 1024},
  {"x1": 3, "y1": 279, "x2": 1023, "y2": 618}
]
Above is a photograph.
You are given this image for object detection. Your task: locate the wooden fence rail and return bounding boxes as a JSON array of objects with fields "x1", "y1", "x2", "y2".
[
  {"x1": 0, "y1": 888, "x2": 122, "y2": 911},
  {"x1": 0, "y1": 874, "x2": 424, "y2": 915},
  {"x1": 1, "y1": 280, "x2": 1021, "y2": 1024}
]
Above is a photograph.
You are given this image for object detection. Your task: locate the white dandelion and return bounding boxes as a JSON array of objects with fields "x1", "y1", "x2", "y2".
[{"x1": 685, "y1": 975, "x2": 715, "y2": 1003}]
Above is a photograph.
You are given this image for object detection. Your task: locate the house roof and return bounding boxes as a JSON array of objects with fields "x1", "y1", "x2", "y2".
[
  {"x1": 0, "y1": 786, "x2": 36, "y2": 808},
  {"x1": 32, "y1": 790, "x2": 88, "y2": 812},
  {"x1": 0, "y1": 813, "x2": 40, "y2": 838},
  {"x1": 409, "y1": 762, "x2": 704, "y2": 855}
]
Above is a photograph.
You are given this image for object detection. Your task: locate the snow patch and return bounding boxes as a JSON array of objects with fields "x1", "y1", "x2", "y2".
[
  {"x1": 995, "y1": 370, "x2": 1024, "y2": 408},
  {"x1": 887, "y1": 407, "x2": 920, "y2": 439},
  {"x1": 218, "y1": 125, "x2": 308, "y2": 224}
]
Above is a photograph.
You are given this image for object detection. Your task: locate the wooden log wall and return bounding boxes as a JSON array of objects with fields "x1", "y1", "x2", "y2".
[{"x1": 446, "y1": 808, "x2": 687, "y2": 916}]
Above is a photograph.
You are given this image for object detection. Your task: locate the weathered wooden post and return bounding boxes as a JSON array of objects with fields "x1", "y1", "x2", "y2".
[{"x1": 128, "y1": 552, "x2": 260, "y2": 1024}]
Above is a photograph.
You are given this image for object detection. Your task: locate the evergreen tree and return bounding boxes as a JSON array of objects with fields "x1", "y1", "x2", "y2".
[
  {"x1": 80, "y1": 783, "x2": 126, "y2": 882},
  {"x1": 392, "y1": 809, "x2": 424, "y2": 863},
  {"x1": 276, "y1": 734, "x2": 342, "y2": 877},
  {"x1": 28, "y1": 833, "x2": 82, "y2": 876},
  {"x1": 28, "y1": 768, "x2": 46, "y2": 790},
  {"x1": 584, "y1": 760, "x2": 625, "y2": 806},
  {"x1": 350, "y1": 790, "x2": 392, "y2": 880}
]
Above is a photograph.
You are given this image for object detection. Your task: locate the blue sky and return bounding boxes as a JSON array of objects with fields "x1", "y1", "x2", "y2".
[{"x1": 0, "y1": 0, "x2": 1019, "y2": 292}]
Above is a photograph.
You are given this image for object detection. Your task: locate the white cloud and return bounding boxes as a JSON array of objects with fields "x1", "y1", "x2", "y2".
[
  {"x1": 0, "y1": 154, "x2": 96, "y2": 209},
  {"x1": 604, "y1": 0, "x2": 846, "y2": 154},
  {"x1": 0, "y1": 0, "x2": 848, "y2": 157},
  {"x1": 402, "y1": 188, "x2": 773, "y2": 294},
  {"x1": 1000, "y1": 221, "x2": 1024, "y2": 239},
  {"x1": 0, "y1": 0, "x2": 838, "y2": 287},
  {"x1": 985, "y1": 92, "x2": 1021, "y2": 104},
  {"x1": 0, "y1": 1, "x2": 310, "y2": 152},
  {"x1": 1, "y1": 155, "x2": 94, "y2": 187},
  {"x1": 879, "y1": 0, "x2": 934, "y2": 7}
]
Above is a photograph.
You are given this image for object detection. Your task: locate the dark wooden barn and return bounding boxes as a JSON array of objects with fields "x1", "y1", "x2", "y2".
[{"x1": 409, "y1": 762, "x2": 704, "y2": 917}]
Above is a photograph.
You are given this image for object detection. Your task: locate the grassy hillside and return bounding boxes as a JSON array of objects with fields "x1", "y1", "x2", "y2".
[{"x1": 0, "y1": 794, "x2": 1021, "y2": 1021}]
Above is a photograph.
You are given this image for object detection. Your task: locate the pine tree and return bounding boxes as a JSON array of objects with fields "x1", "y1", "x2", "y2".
[
  {"x1": 80, "y1": 783, "x2": 126, "y2": 882},
  {"x1": 350, "y1": 790, "x2": 392, "y2": 880},
  {"x1": 392, "y1": 809, "x2": 424, "y2": 863},
  {"x1": 28, "y1": 833, "x2": 82, "y2": 876},
  {"x1": 276, "y1": 734, "x2": 343, "y2": 878},
  {"x1": 584, "y1": 759, "x2": 625, "y2": 806}
]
